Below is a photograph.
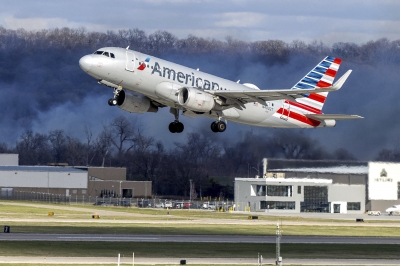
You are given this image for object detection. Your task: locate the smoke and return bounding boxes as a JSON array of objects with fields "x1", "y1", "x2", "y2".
[{"x1": 0, "y1": 29, "x2": 399, "y2": 160}]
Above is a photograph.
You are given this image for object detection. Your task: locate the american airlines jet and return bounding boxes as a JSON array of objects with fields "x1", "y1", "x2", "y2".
[{"x1": 79, "y1": 47, "x2": 362, "y2": 133}]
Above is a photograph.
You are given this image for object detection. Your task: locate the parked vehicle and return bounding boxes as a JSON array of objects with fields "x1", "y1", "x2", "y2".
[
  {"x1": 174, "y1": 202, "x2": 184, "y2": 209},
  {"x1": 164, "y1": 201, "x2": 173, "y2": 209},
  {"x1": 114, "y1": 200, "x2": 131, "y2": 207},
  {"x1": 137, "y1": 200, "x2": 152, "y2": 208},
  {"x1": 93, "y1": 201, "x2": 110, "y2": 206},
  {"x1": 155, "y1": 202, "x2": 164, "y2": 208},
  {"x1": 201, "y1": 202, "x2": 216, "y2": 210}
]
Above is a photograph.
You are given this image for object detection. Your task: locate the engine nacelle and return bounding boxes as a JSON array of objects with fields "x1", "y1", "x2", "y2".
[
  {"x1": 117, "y1": 90, "x2": 158, "y2": 113},
  {"x1": 178, "y1": 87, "x2": 215, "y2": 112}
]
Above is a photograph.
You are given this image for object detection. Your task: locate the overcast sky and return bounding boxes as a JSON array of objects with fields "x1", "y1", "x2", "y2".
[{"x1": 0, "y1": 0, "x2": 399, "y2": 44}]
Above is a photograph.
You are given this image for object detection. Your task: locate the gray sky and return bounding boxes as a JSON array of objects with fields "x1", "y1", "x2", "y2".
[{"x1": 0, "y1": 0, "x2": 399, "y2": 44}]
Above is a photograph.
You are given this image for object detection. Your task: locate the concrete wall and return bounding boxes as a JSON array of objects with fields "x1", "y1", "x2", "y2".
[
  {"x1": 88, "y1": 180, "x2": 152, "y2": 198},
  {"x1": 0, "y1": 170, "x2": 87, "y2": 188},
  {"x1": 368, "y1": 200, "x2": 400, "y2": 213},
  {"x1": 87, "y1": 167, "x2": 127, "y2": 181},
  {"x1": 0, "y1": 154, "x2": 18, "y2": 166},
  {"x1": 329, "y1": 184, "x2": 365, "y2": 213}
]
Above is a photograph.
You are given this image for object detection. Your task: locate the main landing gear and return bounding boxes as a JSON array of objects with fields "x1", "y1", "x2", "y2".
[
  {"x1": 169, "y1": 108, "x2": 184, "y2": 133},
  {"x1": 211, "y1": 120, "x2": 226, "y2": 133}
]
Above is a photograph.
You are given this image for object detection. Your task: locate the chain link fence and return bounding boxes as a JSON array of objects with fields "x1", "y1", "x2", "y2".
[{"x1": 0, "y1": 191, "x2": 254, "y2": 212}]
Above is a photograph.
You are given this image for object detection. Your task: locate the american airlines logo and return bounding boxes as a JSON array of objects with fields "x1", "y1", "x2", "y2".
[
  {"x1": 150, "y1": 61, "x2": 224, "y2": 90},
  {"x1": 137, "y1": 57, "x2": 151, "y2": 70}
]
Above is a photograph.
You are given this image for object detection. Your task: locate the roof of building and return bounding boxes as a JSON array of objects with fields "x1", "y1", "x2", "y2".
[
  {"x1": 236, "y1": 177, "x2": 332, "y2": 183},
  {"x1": 269, "y1": 166, "x2": 368, "y2": 175},
  {"x1": 264, "y1": 158, "x2": 368, "y2": 175},
  {"x1": 0, "y1": 166, "x2": 87, "y2": 173}
]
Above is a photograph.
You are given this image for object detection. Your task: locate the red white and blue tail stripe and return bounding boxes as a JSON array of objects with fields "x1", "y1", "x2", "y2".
[{"x1": 292, "y1": 56, "x2": 341, "y2": 111}]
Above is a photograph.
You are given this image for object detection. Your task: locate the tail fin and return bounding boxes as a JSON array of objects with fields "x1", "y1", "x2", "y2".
[{"x1": 292, "y1": 56, "x2": 342, "y2": 111}]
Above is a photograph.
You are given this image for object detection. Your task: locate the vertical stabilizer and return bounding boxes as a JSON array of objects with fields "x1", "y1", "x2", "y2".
[{"x1": 292, "y1": 56, "x2": 342, "y2": 111}]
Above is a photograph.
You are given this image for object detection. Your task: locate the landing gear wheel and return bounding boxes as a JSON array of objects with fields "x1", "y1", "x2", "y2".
[
  {"x1": 108, "y1": 98, "x2": 118, "y2": 106},
  {"x1": 169, "y1": 122, "x2": 177, "y2": 133},
  {"x1": 169, "y1": 122, "x2": 184, "y2": 133},
  {"x1": 217, "y1": 121, "x2": 226, "y2": 132},
  {"x1": 211, "y1": 122, "x2": 218, "y2": 133},
  {"x1": 175, "y1": 122, "x2": 184, "y2": 133}
]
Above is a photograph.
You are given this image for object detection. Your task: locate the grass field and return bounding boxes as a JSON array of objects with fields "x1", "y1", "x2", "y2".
[
  {"x1": 3, "y1": 221, "x2": 400, "y2": 237},
  {"x1": 1, "y1": 200, "x2": 400, "y2": 263}
]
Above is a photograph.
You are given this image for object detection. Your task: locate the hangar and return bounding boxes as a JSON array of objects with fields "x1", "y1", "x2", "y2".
[
  {"x1": 234, "y1": 158, "x2": 400, "y2": 213},
  {"x1": 0, "y1": 154, "x2": 152, "y2": 200}
]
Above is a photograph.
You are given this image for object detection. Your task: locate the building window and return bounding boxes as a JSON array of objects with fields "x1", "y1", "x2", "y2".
[
  {"x1": 256, "y1": 185, "x2": 266, "y2": 196},
  {"x1": 267, "y1": 185, "x2": 292, "y2": 197},
  {"x1": 72, "y1": 190, "x2": 77, "y2": 194},
  {"x1": 261, "y1": 201, "x2": 295, "y2": 210},
  {"x1": 297, "y1": 186, "x2": 301, "y2": 194},
  {"x1": 347, "y1": 202, "x2": 361, "y2": 210},
  {"x1": 301, "y1": 186, "x2": 329, "y2": 213},
  {"x1": 304, "y1": 186, "x2": 328, "y2": 202},
  {"x1": 82, "y1": 190, "x2": 87, "y2": 194},
  {"x1": 300, "y1": 202, "x2": 330, "y2": 213}
]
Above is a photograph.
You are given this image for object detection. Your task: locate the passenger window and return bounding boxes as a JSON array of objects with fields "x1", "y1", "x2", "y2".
[
  {"x1": 110, "y1": 53, "x2": 115, "y2": 58},
  {"x1": 103, "y1": 52, "x2": 109, "y2": 57}
]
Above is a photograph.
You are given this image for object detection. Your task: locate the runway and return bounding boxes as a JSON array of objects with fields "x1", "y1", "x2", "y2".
[
  {"x1": 1, "y1": 256, "x2": 400, "y2": 265},
  {"x1": 1, "y1": 233, "x2": 400, "y2": 244}
]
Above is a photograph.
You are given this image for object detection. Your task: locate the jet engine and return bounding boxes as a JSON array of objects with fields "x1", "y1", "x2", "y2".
[
  {"x1": 116, "y1": 90, "x2": 158, "y2": 113},
  {"x1": 178, "y1": 87, "x2": 215, "y2": 112}
]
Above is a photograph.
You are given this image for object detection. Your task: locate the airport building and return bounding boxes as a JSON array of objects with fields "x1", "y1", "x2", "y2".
[
  {"x1": 0, "y1": 154, "x2": 152, "y2": 199},
  {"x1": 234, "y1": 158, "x2": 400, "y2": 213}
]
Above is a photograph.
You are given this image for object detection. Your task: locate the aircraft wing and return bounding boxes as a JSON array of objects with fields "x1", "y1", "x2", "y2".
[
  {"x1": 206, "y1": 70, "x2": 352, "y2": 109},
  {"x1": 305, "y1": 114, "x2": 364, "y2": 120}
]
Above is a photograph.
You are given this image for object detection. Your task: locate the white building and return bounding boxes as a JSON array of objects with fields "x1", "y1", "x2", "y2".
[
  {"x1": 235, "y1": 177, "x2": 365, "y2": 213},
  {"x1": 234, "y1": 159, "x2": 400, "y2": 213}
]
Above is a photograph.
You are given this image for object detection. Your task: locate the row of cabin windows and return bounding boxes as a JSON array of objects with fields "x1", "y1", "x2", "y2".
[{"x1": 94, "y1": 50, "x2": 115, "y2": 58}]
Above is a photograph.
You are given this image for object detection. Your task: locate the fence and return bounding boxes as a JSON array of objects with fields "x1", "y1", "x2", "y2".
[{"x1": 0, "y1": 191, "x2": 254, "y2": 212}]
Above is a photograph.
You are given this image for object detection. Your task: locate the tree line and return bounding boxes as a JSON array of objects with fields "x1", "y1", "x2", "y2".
[
  {"x1": 1, "y1": 26, "x2": 400, "y2": 66},
  {"x1": 1, "y1": 115, "x2": 397, "y2": 199}
]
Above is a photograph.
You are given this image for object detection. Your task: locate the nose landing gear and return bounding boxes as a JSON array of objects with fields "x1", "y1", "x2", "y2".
[{"x1": 108, "y1": 87, "x2": 122, "y2": 106}]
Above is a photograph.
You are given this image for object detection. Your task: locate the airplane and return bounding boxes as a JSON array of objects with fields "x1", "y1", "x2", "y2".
[
  {"x1": 386, "y1": 205, "x2": 400, "y2": 215},
  {"x1": 79, "y1": 47, "x2": 362, "y2": 133}
]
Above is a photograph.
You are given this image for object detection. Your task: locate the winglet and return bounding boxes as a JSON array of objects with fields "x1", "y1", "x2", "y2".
[{"x1": 331, "y1": 70, "x2": 352, "y2": 91}]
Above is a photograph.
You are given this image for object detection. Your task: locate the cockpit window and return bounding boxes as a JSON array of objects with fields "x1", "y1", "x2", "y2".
[
  {"x1": 94, "y1": 50, "x2": 104, "y2": 55},
  {"x1": 103, "y1": 52, "x2": 109, "y2": 57},
  {"x1": 110, "y1": 53, "x2": 115, "y2": 58}
]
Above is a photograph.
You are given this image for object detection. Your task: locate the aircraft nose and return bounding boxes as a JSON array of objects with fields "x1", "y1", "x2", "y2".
[{"x1": 79, "y1": 55, "x2": 92, "y2": 72}]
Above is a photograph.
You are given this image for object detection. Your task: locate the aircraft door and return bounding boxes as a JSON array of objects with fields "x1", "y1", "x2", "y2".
[
  {"x1": 333, "y1": 204, "x2": 340, "y2": 213},
  {"x1": 280, "y1": 100, "x2": 290, "y2": 121},
  {"x1": 126, "y1": 51, "x2": 136, "y2": 72}
]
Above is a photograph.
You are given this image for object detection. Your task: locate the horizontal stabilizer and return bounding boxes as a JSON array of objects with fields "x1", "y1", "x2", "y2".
[{"x1": 305, "y1": 114, "x2": 363, "y2": 121}]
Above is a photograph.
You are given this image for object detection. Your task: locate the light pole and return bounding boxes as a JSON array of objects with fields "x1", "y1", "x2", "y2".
[
  {"x1": 119, "y1": 181, "x2": 122, "y2": 198},
  {"x1": 252, "y1": 167, "x2": 260, "y2": 177},
  {"x1": 189, "y1": 179, "x2": 192, "y2": 210},
  {"x1": 247, "y1": 162, "x2": 249, "y2": 178}
]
